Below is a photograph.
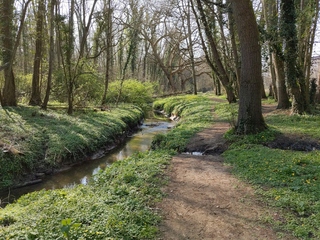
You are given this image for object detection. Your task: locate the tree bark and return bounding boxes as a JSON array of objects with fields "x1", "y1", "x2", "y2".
[
  {"x1": 281, "y1": 0, "x2": 307, "y2": 114},
  {"x1": 185, "y1": 0, "x2": 197, "y2": 95},
  {"x1": 29, "y1": 0, "x2": 45, "y2": 106},
  {"x1": 273, "y1": 52, "x2": 290, "y2": 109},
  {"x1": 269, "y1": 53, "x2": 278, "y2": 100},
  {"x1": 230, "y1": 0, "x2": 267, "y2": 134},
  {"x1": 1, "y1": 0, "x2": 16, "y2": 106},
  {"x1": 1, "y1": 0, "x2": 31, "y2": 107},
  {"x1": 227, "y1": 0, "x2": 241, "y2": 95},
  {"x1": 42, "y1": 0, "x2": 56, "y2": 110},
  {"x1": 262, "y1": 0, "x2": 290, "y2": 108},
  {"x1": 101, "y1": 0, "x2": 113, "y2": 105}
]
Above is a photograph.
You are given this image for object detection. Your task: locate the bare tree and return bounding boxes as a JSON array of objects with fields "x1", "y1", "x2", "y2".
[
  {"x1": 57, "y1": 0, "x2": 98, "y2": 114},
  {"x1": 193, "y1": 0, "x2": 236, "y2": 103}
]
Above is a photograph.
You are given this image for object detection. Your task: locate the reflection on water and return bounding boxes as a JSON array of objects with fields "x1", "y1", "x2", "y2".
[{"x1": 0, "y1": 119, "x2": 173, "y2": 204}]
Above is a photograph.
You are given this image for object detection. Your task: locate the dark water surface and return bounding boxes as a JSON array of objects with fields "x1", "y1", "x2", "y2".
[{"x1": 0, "y1": 119, "x2": 173, "y2": 205}]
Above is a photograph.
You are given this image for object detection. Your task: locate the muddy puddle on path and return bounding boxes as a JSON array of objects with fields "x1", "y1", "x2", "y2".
[{"x1": 1, "y1": 119, "x2": 173, "y2": 205}]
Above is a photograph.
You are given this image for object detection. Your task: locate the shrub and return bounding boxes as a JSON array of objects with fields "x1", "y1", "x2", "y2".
[{"x1": 104, "y1": 79, "x2": 155, "y2": 108}]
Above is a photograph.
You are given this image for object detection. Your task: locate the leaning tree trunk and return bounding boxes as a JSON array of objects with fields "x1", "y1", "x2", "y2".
[
  {"x1": 194, "y1": 0, "x2": 236, "y2": 103},
  {"x1": 231, "y1": 0, "x2": 267, "y2": 134}
]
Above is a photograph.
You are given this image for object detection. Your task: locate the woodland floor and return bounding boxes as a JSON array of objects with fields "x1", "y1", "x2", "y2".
[{"x1": 157, "y1": 104, "x2": 306, "y2": 240}]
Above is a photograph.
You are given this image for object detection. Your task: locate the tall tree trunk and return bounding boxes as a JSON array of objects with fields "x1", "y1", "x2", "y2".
[
  {"x1": 269, "y1": 53, "x2": 278, "y2": 100},
  {"x1": 42, "y1": 0, "x2": 56, "y2": 110},
  {"x1": 281, "y1": 0, "x2": 307, "y2": 114},
  {"x1": 227, "y1": 0, "x2": 241, "y2": 94},
  {"x1": 185, "y1": 0, "x2": 197, "y2": 95},
  {"x1": 101, "y1": 0, "x2": 113, "y2": 105},
  {"x1": 273, "y1": 52, "x2": 291, "y2": 108},
  {"x1": 29, "y1": 0, "x2": 45, "y2": 106},
  {"x1": 231, "y1": 0, "x2": 267, "y2": 134},
  {"x1": 297, "y1": 0, "x2": 319, "y2": 113},
  {"x1": 1, "y1": 0, "x2": 31, "y2": 107},
  {"x1": 22, "y1": 27, "x2": 29, "y2": 75},
  {"x1": 262, "y1": 0, "x2": 290, "y2": 108},
  {"x1": 1, "y1": 0, "x2": 16, "y2": 106},
  {"x1": 66, "y1": 0, "x2": 75, "y2": 115}
]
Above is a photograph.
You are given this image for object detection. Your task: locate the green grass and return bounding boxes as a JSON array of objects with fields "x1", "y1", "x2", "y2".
[
  {"x1": 152, "y1": 94, "x2": 214, "y2": 152},
  {"x1": 216, "y1": 101, "x2": 320, "y2": 239},
  {"x1": 0, "y1": 94, "x2": 215, "y2": 239},
  {"x1": 0, "y1": 151, "x2": 171, "y2": 239},
  {"x1": 4, "y1": 95, "x2": 319, "y2": 239},
  {"x1": 0, "y1": 105, "x2": 144, "y2": 188}
]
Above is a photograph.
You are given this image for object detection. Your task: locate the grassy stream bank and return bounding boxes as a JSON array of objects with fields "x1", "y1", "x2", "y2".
[
  {"x1": 0, "y1": 95, "x2": 214, "y2": 239},
  {"x1": 1, "y1": 95, "x2": 320, "y2": 239},
  {"x1": 0, "y1": 105, "x2": 144, "y2": 189}
]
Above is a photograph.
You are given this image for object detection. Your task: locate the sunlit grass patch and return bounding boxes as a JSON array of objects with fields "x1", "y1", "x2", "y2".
[
  {"x1": 0, "y1": 104, "x2": 144, "y2": 188},
  {"x1": 0, "y1": 94, "x2": 216, "y2": 239},
  {"x1": 266, "y1": 113, "x2": 320, "y2": 138},
  {"x1": 0, "y1": 150, "x2": 171, "y2": 239},
  {"x1": 152, "y1": 94, "x2": 215, "y2": 152},
  {"x1": 222, "y1": 103, "x2": 320, "y2": 239}
]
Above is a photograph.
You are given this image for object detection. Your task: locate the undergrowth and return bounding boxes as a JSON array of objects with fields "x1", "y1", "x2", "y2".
[
  {"x1": 152, "y1": 95, "x2": 214, "y2": 152},
  {"x1": 216, "y1": 100, "x2": 320, "y2": 239},
  {"x1": 0, "y1": 94, "x2": 214, "y2": 239},
  {"x1": 0, "y1": 105, "x2": 144, "y2": 188}
]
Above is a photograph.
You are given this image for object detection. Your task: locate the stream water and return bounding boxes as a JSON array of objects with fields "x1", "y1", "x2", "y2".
[{"x1": 0, "y1": 119, "x2": 173, "y2": 205}]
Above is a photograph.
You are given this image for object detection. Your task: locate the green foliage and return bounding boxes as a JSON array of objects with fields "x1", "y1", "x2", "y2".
[
  {"x1": 51, "y1": 70, "x2": 104, "y2": 106},
  {"x1": 214, "y1": 102, "x2": 238, "y2": 127},
  {"x1": 0, "y1": 105, "x2": 143, "y2": 188},
  {"x1": 0, "y1": 150, "x2": 172, "y2": 239},
  {"x1": 0, "y1": 94, "x2": 215, "y2": 239},
  {"x1": 151, "y1": 94, "x2": 214, "y2": 152},
  {"x1": 73, "y1": 73, "x2": 104, "y2": 106},
  {"x1": 266, "y1": 113, "x2": 320, "y2": 138},
  {"x1": 223, "y1": 109, "x2": 320, "y2": 239},
  {"x1": 105, "y1": 79, "x2": 156, "y2": 109},
  {"x1": 60, "y1": 218, "x2": 81, "y2": 239},
  {"x1": 15, "y1": 74, "x2": 33, "y2": 104}
]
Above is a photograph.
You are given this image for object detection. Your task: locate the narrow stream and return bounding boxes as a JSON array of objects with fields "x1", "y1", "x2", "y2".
[{"x1": 0, "y1": 119, "x2": 173, "y2": 205}]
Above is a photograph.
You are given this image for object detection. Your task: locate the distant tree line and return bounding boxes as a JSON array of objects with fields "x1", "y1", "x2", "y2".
[{"x1": 0, "y1": 0, "x2": 319, "y2": 132}]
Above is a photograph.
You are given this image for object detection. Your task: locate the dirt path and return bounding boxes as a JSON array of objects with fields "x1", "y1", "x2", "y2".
[{"x1": 157, "y1": 106, "x2": 296, "y2": 239}]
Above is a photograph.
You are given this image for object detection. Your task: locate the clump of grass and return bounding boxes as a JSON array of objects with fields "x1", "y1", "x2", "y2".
[{"x1": 222, "y1": 107, "x2": 320, "y2": 239}]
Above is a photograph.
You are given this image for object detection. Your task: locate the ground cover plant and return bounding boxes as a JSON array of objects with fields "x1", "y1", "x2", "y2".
[
  {"x1": 0, "y1": 94, "x2": 214, "y2": 239},
  {"x1": 215, "y1": 100, "x2": 320, "y2": 239},
  {"x1": 151, "y1": 95, "x2": 214, "y2": 152},
  {"x1": 0, "y1": 105, "x2": 144, "y2": 188}
]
